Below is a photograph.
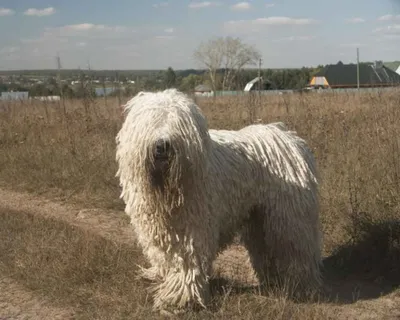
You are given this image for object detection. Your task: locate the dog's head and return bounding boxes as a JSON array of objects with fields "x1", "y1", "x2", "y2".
[{"x1": 116, "y1": 89, "x2": 212, "y2": 208}]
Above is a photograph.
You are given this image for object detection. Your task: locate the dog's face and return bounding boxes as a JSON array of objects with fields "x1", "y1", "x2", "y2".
[{"x1": 150, "y1": 137, "x2": 174, "y2": 188}]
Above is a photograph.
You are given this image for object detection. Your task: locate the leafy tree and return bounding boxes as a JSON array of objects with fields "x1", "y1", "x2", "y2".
[
  {"x1": 164, "y1": 67, "x2": 177, "y2": 88},
  {"x1": 179, "y1": 74, "x2": 203, "y2": 92},
  {"x1": 61, "y1": 84, "x2": 74, "y2": 99}
]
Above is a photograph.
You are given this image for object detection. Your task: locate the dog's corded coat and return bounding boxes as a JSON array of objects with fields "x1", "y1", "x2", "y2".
[{"x1": 115, "y1": 89, "x2": 322, "y2": 312}]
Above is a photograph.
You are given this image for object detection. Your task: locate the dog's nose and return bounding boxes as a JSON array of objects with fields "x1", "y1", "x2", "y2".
[{"x1": 155, "y1": 139, "x2": 170, "y2": 156}]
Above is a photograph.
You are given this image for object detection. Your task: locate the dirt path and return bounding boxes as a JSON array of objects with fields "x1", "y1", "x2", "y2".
[
  {"x1": 0, "y1": 188, "x2": 135, "y2": 245},
  {"x1": 0, "y1": 276, "x2": 75, "y2": 320},
  {"x1": 0, "y1": 188, "x2": 255, "y2": 284},
  {"x1": 0, "y1": 187, "x2": 400, "y2": 319}
]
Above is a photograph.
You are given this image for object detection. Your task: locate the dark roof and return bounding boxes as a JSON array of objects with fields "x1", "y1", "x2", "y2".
[
  {"x1": 384, "y1": 61, "x2": 400, "y2": 72},
  {"x1": 315, "y1": 62, "x2": 400, "y2": 87}
]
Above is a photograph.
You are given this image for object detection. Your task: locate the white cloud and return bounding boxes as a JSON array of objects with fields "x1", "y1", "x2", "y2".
[
  {"x1": 43, "y1": 23, "x2": 132, "y2": 38},
  {"x1": 24, "y1": 7, "x2": 56, "y2": 17},
  {"x1": 188, "y1": 2, "x2": 220, "y2": 9},
  {"x1": 372, "y1": 24, "x2": 400, "y2": 41},
  {"x1": 223, "y1": 16, "x2": 318, "y2": 37},
  {"x1": 231, "y1": 2, "x2": 251, "y2": 10},
  {"x1": 5, "y1": 8, "x2": 398, "y2": 70},
  {"x1": 0, "y1": 8, "x2": 14, "y2": 16},
  {"x1": 62, "y1": 23, "x2": 108, "y2": 31},
  {"x1": 265, "y1": 3, "x2": 275, "y2": 8},
  {"x1": 373, "y1": 24, "x2": 400, "y2": 34},
  {"x1": 10, "y1": 23, "x2": 184, "y2": 70},
  {"x1": 377, "y1": 14, "x2": 400, "y2": 21},
  {"x1": 67, "y1": 24, "x2": 106, "y2": 31},
  {"x1": 17, "y1": 22, "x2": 135, "y2": 63},
  {"x1": 346, "y1": 17, "x2": 365, "y2": 24},
  {"x1": 254, "y1": 16, "x2": 316, "y2": 25},
  {"x1": 152, "y1": 2, "x2": 168, "y2": 8},
  {"x1": 225, "y1": 16, "x2": 317, "y2": 30}
]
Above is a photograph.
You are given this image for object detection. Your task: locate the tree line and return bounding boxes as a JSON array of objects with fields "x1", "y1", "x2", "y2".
[
  {"x1": 0, "y1": 36, "x2": 322, "y2": 98},
  {"x1": 1, "y1": 67, "x2": 318, "y2": 99},
  {"x1": 133, "y1": 36, "x2": 320, "y2": 93},
  {"x1": 137, "y1": 66, "x2": 317, "y2": 93}
]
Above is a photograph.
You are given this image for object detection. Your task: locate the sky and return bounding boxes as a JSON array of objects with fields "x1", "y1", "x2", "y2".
[{"x1": 0, "y1": 0, "x2": 399, "y2": 70}]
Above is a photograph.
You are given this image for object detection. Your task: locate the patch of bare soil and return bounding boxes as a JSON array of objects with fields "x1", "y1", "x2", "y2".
[
  {"x1": 0, "y1": 187, "x2": 400, "y2": 319},
  {"x1": 0, "y1": 188, "x2": 134, "y2": 244},
  {"x1": 0, "y1": 276, "x2": 75, "y2": 320}
]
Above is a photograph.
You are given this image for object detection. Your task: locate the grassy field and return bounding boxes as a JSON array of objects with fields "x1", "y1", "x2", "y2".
[{"x1": 1, "y1": 90, "x2": 400, "y2": 319}]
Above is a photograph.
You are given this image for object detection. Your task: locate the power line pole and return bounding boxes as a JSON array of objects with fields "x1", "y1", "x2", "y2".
[
  {"x1": 55, "y1": 53, "x2": 65, "y2": 112},
  {"x1": 257, "y1": 57, "x2": 263, "y2": 120},
  {"x1": 258, "y1": 58, "x2": 262, "y2": 91},
  {"x1": 56, "y1": 53, "x2": 62, "y2": 87},
  {"x1": 87, "y1": 59, "x2": 93, "y2": 87},
  {"x1": 356, "y1": 47, "x2": 360, "y2": 91},
  {"x1": 56, "y1": 54, "x2": 62, "y2": 94}
]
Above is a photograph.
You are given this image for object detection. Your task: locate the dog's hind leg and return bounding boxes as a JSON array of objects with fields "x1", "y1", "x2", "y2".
[{"x1": 239, "y1": 205, "x2": 274, "y2": 291}]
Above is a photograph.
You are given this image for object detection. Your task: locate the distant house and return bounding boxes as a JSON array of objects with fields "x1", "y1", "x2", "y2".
[
  {"x1": 384, "y1": 61, "x2": 400, "y2": 75},
  {"x1": 33, "y1": 96, "x2": 61, "y2": 102},
  {"x1": 309, "y1": 61, "x2": 400, "y2": 89},
  {"x1": 244, "y1": 77, "x2": 274, "y2": 91},
  {"x1": 95, "y1": 87, "x2": 116, "y2": 97},
  {"x1": 395, "y1": 64, "x2": 400, "y2": 75},
  {"x1": 194, "y1": 84, "x2": 212, "y2": 93},
  {"x1": 1, "y1": 91, "x2": 29, "y2": 101},
  {"x1": 194, "y1": 84, "x2": 213, "y2": 96}
]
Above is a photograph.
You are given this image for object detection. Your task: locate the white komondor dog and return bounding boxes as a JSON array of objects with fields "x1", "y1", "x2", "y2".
[{"x1": 115, "y1": 89, "x2": 322, "y2": 312}]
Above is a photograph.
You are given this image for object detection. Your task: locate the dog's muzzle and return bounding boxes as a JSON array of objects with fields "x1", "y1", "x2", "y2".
[
  {"x1": 151, "y1": 139, "x2": 171, "y2": 188},
  {"x1": 155, "y1": 139, "x2": 170, "y2": 160}
]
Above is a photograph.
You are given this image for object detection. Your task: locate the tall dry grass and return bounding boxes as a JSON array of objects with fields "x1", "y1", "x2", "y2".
[
  {"x1": 2, "y1": 91, "x2": 399, "y2": 251},
  {"x1": 1, "y1": 90, "x2": 400, "y2": 318},
  {"x1": 0, "y1": 207, "x2": 333, "y2": 319},
  {"x1": 0, "y1": 98, "x2": 123, "y2": 209}
]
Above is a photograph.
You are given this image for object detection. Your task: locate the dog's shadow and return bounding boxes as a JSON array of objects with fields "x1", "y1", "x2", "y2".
[
  {"x1": 210, "y1": 219, "x2": 400, "y2": 306},
  {"x1": 320, "y1": 218, "x2": 400, "y2": 304}
]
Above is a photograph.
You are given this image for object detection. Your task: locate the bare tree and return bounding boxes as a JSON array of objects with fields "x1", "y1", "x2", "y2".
[
  {"x1": 193, "y1": 37, "x2": 224, "y2": 94},
  {"x1": 221, "y1": 37, "x2": 261, "y2": 91},
  {"x1": 193, "y1": 36, "x2": 261, "y2": 93}
]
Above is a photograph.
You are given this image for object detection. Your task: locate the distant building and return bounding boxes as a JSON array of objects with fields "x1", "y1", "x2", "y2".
[
  {"x1": 244, "y1": 77, "x2": 274, "y2": 91},
  {"x1": 194, "y1": 84, "x2": 213, "y2": 97},
  {"x1": 95, "y1": 87, "x2": 116, "y2": 97},
  {"x1": 194, "y1": 84, "x2": 212, "y2": 93},
  {"x1": 1, "y1": 91, "x2": 29, "y2": 101},
  {"x1": 33, "y1": 96, "x2": 61, "y2": 102},
  {"x1": 384, "y1": 61, "x2": 400, "y2": 75},
  {"x1": 309, "y1": 61, "x2": 400, "y2": 89}
]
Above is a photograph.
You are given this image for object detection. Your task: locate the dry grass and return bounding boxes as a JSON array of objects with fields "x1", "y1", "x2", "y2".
[
  {"x1": 1, "y1": 90, "x2": 400, "y2": 319},
  {"x1": 0, "y1": 207, "x2": 333, "y2": 319}
]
